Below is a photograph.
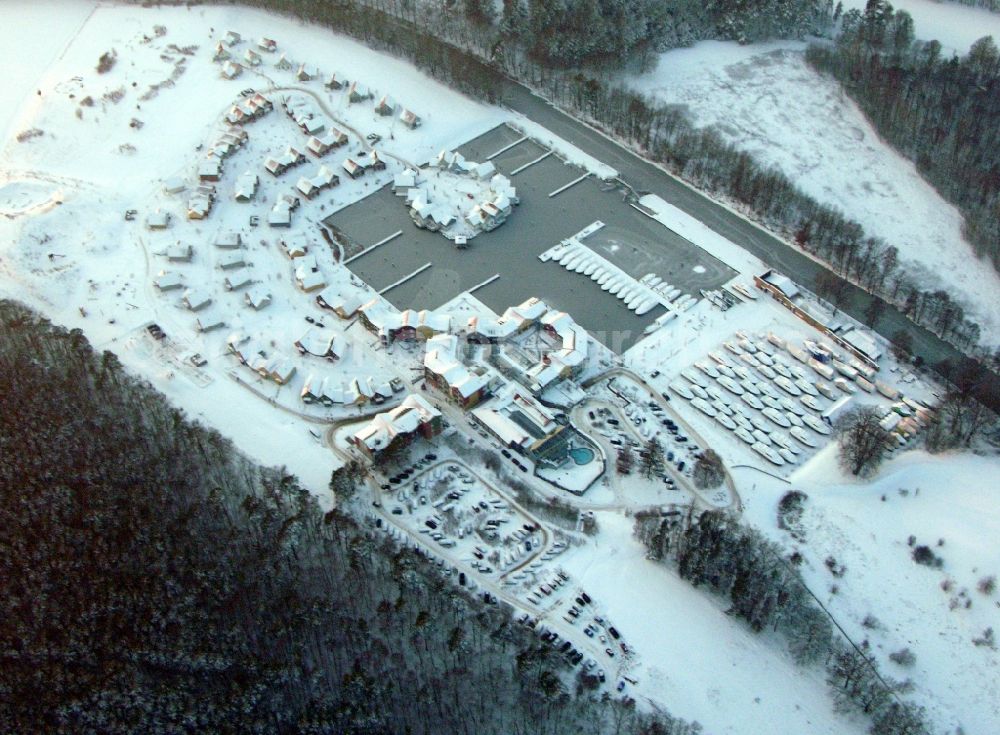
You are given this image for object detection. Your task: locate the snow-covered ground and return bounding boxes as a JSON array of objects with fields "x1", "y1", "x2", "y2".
[
  {"x1": 841, "y1": 0, "x2": 1000, "y2": 53},
  {"x1": 561, "y1": 511, "x2": 870, "y2": 735},
  {"x1": 627, "y1": 40, "x2": 1000, "y2": 347},
  {"x1": 738, "y1": 448, "x2": 1000, "y2": 735},
  {"x1": 0, "y1": 0, "x2": 96, "y2": 144}
]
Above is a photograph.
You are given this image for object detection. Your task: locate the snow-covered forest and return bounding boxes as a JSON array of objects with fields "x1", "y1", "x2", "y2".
[{"x1": 0, "y1": 300, "x2": 696, "y2": 734}]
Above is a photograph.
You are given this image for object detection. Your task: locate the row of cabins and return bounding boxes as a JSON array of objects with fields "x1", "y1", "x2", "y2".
[
  {"x1": 302, "y1": 374, "x2": 393, "y2": 408},
  {"x1": 228, "y1": 337, "x2": 297, "y2": 385},
  {"x1": 225, "y1": 93, "x2": 273, "y2": 126},
  {"x1": 357, "y1": 299, "x2": 452, "y2": 344},
  {"x1": 296, "y1": 165, "x2": 340, "y2": 200},
  {"x1": 342, "y1": 150, "x2": 386, "y2": 179},
  {"x1": 282, "y1": 95, "x2": 329, "y2": 137},
  {"x1": 351, "y1": 394, "x2": 442, "y2": 459},
  {"x1": 191, "y1": 127, "x2": 250, "y2": 218}
]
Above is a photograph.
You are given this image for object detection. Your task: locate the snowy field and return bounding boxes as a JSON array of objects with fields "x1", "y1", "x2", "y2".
[
  {"x1": 738, "y1": 448, "x2": 1000, "y2": 735},
  {"x1": 627, "y1": 40, "x2": 1000, "y2": 347}
]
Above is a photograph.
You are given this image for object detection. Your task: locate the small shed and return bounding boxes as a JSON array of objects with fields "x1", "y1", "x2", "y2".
[
  {"x1": 399, "y1": 108, "x2": 421, "y2": 129},
  {"x1": 245, "y1": 285, "x2": 272, "y2": 310},
  {"x1": 146, "y1": 209, "x2": 170, "y2": 230},
  {"x1": 153, "y1": 271, "x2": 184, "y2": 291},
  {"x1": 182, "y1": 289, "x2": 212, "y2": 312}
]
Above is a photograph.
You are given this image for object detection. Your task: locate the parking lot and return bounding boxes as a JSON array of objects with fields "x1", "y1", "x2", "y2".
[
  {"x1": 370, "y1": 451, "x2": 634, "y2": 685},
  {"x1": 325, "y1": 124, "x2": 736, "y2": 353}
]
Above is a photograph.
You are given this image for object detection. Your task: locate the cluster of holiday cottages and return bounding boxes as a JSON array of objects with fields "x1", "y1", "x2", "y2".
[
  {"x1": 213, "y1": 29, "x2": 420, "y2": 128},
  {"x1": 224, "y1": 327, "x2": 404, "y2": 407},
  {"x1": 392, "y1": 152, "x2": 519, "y2": 236},
  {"x1": 152, "y1": 231, "x2": 273, "y2": 328}
]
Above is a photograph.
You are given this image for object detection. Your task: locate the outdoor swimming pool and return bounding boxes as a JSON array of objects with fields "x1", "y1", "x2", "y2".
[{"x1": 569, "y1": 446, "x2": 595, "y2": 465}]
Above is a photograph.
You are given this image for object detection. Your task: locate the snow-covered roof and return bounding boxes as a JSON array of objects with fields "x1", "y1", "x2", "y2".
[
  {"x1": 353, "y1": 394, "x2": 440, "y2": 452},
  {"x1": 245, "y1": 285, "x2": 271, "y2": 310}
]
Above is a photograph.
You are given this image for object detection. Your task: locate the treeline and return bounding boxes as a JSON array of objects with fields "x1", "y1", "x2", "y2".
[
  {"x1": 635, "y1": 509, "x2": 931, "y2": 735},
  {"x1": 807, "y1": 1, "x2": 1000, "y2": 274},
  {"x1": 0, "y1": 299, "x2": 697, "y2": 734}
]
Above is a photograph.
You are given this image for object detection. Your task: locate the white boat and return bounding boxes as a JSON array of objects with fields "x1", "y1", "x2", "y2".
[
  {"x1": 712, "y1": 399, "x2": 734, "y2": 416},
  {"x1": 779, "y1": 396, "x2": 805, "y2": 416},
  {"x1": 816, "y1": 381, "x2": 838, "y2": 399},
  {"x1": 750, "y1": 414, "x2": 772, "y2": 432},
  {"x1": 715, "y1": 413, "x2": 737, "y2": 431},
  {"x1": 597, "y1": 271, "x2": 613, "y2": 286},
  {"x1": 738, "y1": 339, "x2": 757, "y2": 354},
  {"x1": 772, "y1": 362, "x2": 792, "y2": 379},
  {"x1": 771, "y1": 432, "x2": 797, "y2": 452},
  {"x1": 762, "y1": 395, "x2": 783, "y2": 411},
  {"x1": 735, "y1": 415, "x2": 754, "y2": 432},
  {"x1": 785, "y1": 412, "x2": 804, "y2": 428},
  {"x1": 556, "y1": 249, "x2": 576, "y2": 265},
  {"x1": 561, "y1": 251, "x2": 584, "y2": 268},
  {"x1": 763, "y1": 407, "x2": 791, "y2": 428},
  {"x1": 691, "y1": 398, "x2": 717, "y2": 417},
  {"x1": 669, "y1": 382, "x2": 695, "y2": 400},
  {"x1": 581, "y1": 259, "x2": 599, "y2": 276},
  {"x1": 681, "y1": 368, "x2": 709, "y2": 388},
  {"x1": 695, "y1": 360, "x2": 720, "y2": 379},
  {"x1": 718, "y1": 376, "x2": 744, "y2": 395},
  {"x1": 778, "y1": 447, "x2": 797, "y2": 464},
  {"x1": 756, "y1": 382, "x2": 779, "y2": 399},
  {"x1": 834, "y1": 377, "x2": 858, "y2": 394},
  {"x1": 616, "y1": 283, "x2": 634, "y2": 299},
  {"x1": 733, "y1": 366, "x2": 753, "y2": 380},
  {"x1": 775, "y1": 376, "x2": 802, "y2": 396},
  {"x1": 665, "y1": 287, "x2": 681, "y2": 301},
  {"x1": 732, "y1": 283, "x2": 758, "y2": 301},
  {"x1": 767, "y1": 332, "x2": 786, "y2": 349},
  {"x1": 708, "y1": 351, "x2": 729, "y2": 365},
  {"x1": 718, "y1": 364, "x2": 736, "y2": 378},
  {"x1": 753, "y1": 339, "x2": 774, "y2": 355},
  {"x1": 739, "y1": 352, "x2": 761, "y2": 368},
  {"x1": 735, "y1": 427, "x2": 755, "y2": 445},
  {"x1": 790, "y1": 426, "x2": 817, "y2": 447},
  {"x1": 627, "y1": 292, "x2": 647, "y2": 310},
  {"x1": 757, "y1": 365, "x2": 777, "y2": 380},
  {"x1": 801, "y1": 394, "x2": 822, "y2": 412},
  {"x1": 600, "y1": 278, "x2": 615, "y2": 291},
  {"x1": 802, "y1": 414, "x2": 832, "y2": 435},
  {"x1": 752, "y1": 442, "x2": 785, "y2": 466},
  {"x1": 647, "y1": 276, "x2": 662, "y2": 288},
  {"x1": 723, "y1": 340, "x2": 744, "y2": 356},
  {"x1": 756, "y1": 352, "x2": 774, "y2": 366},
  {"x1": 752, "y1": 430, "x2": 772, "y2": 446},
  {"x1": 635, "y1": 298, "x2": 658, "y2": 316},
  {"x1": 739, "y1": 379, "x2": 761, "y2": 396},
  {"x1": 691, "y1": 384, "x2": 709, "y2": 400},
  {"x1": 796, "y1": 378, "x2": 819, "y2": 396},
  {"x1": 741, "y1": 393, "x2": 764, "y2": 410}
]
